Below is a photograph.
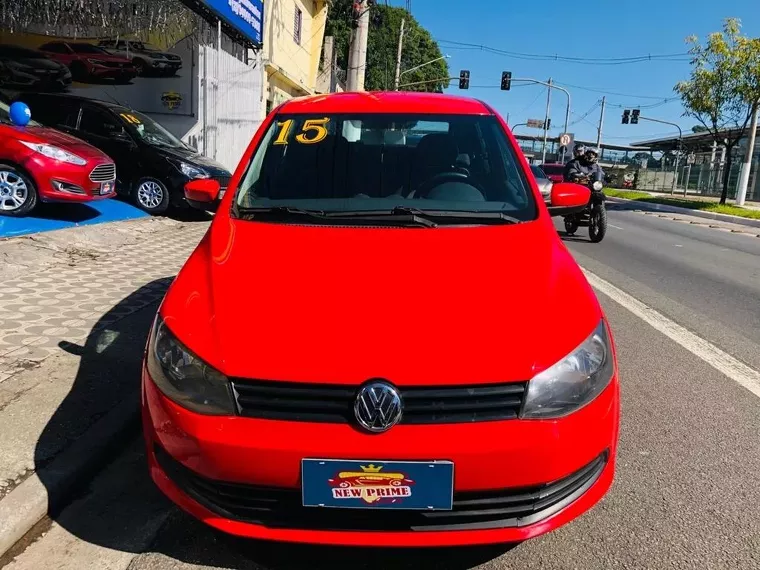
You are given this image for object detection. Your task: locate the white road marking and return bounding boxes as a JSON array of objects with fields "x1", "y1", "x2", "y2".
[
  {"x1": 609, "y1": 224, "x2": 625, "y2": 230},
  {"x1": 674, "y1": 244, "x2": 683, "y2": 247},
  {"x1": 583, "y1": 268, "x2": 760, "y2": 400}
]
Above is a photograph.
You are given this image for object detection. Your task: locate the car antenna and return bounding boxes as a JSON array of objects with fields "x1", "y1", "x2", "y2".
[{"x1": 104, "y1": 91, "x2": 135, "y2": 111}]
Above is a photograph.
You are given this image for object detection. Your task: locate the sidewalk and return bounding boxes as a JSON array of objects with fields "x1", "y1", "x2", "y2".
[{"x1": 0, "y1": 216, "x2": 208, "y2": 556}]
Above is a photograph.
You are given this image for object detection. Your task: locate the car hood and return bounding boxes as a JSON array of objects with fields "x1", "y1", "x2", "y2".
[
  {"x1": 159, "y1": 146, "x2": 230, "y2": 175},
  {"x1": 19, "y1": 126, "x2": 110, "y2": 159},
  {"x1": 162, "y1": 218, "x2": 602, "y2": 387}
]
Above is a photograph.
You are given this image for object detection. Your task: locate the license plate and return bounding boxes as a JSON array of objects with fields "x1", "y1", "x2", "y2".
[
  {"x1": 302, "y1": 459, "x2": 454, "y2": 510},
  {"x1": 100, "y1": 182, "x2": 113, "y2": 195}
]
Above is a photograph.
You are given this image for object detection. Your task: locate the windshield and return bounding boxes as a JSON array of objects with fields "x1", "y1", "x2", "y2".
[
  {"x1": 234, "y1": 113, "x2": 536, "y2": 222},
  {"x1": 0, "y1": 101, "x2": 41, "y2": 127},
  {"x1": 531, "y1": 165, "x2": 548, "y2": 179},
  {"x1": 117, "y1": 109, "x2": 187, "y2": 149}
]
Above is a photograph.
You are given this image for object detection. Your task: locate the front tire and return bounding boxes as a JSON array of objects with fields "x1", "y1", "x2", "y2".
[
  {"x1": 589, "y1": 203, "x2": 607, "y2": 243},
  {"x1": 564, "y1": 216, "x2": 578, "y2": 235},
  {"x1": 134, "y1": 178, "x2": 169, "y2": 215},
  {"x1": 0, "y1": 164, "x2": 37, "y2": 217}
]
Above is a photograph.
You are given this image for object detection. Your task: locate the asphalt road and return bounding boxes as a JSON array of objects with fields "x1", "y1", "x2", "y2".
[{"x1": 3, "y1": 206, "x2": 760, "y2": 570}]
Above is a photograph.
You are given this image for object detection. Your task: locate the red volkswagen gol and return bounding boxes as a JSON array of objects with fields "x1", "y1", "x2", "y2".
[{"x1": 142, "y1": 92, "x2": 620, "y2": 547}]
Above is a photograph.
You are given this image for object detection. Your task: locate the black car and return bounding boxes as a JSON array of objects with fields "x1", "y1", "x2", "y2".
[
  {"x1": 14, "y1": 93, "x2": 230, "y2": 214},
  {"x1": 0, "y1": 44, "x2": 72, "y2": 92}
]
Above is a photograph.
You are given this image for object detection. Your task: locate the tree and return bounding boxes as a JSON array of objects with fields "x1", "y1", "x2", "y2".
[
  {"x1": 691, "y1": 125, "x2": 709, "y2": 133},
  {"x1": 674, "y1": 18, "x2": 760, "y2": 204},
  {"x1": 325, "y1": 1, "x2": 449, "y2": 92}
]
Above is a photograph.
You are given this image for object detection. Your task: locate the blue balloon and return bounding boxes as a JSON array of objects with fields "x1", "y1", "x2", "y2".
[{"x1": 9, "y1": 102, "x2": 31, "y2": 127}]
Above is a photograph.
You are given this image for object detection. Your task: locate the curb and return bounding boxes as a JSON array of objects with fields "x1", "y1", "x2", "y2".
[
  {"x1": 607, "y1": 197, "x2": 760, "y2": 229},
  {"x1": 0, "y1": 390, "x2": 141, "y2": 558}
]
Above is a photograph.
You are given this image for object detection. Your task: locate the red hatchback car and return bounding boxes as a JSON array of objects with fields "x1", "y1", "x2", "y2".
[
  {"x1": 1, "y1": 100, "x2": 116, "y2": 216},
  {"x1": 142, "y1": 92, "x2": 620, "y2": 547}
]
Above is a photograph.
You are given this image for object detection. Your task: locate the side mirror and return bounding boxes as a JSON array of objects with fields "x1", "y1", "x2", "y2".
[
  {"x1": 184, "y1": 178, "x2": 220, "y2": 207},
  {"x1": 546, "y1": 182, "x2": 590, "y2": 217}
]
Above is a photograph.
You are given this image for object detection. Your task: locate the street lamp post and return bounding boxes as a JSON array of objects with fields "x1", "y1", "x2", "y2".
[
  {"x1": 511, "y1": 78, "x2": 572, "y2": 163},
  {"x1": 395, "y1": 55, "x2": 451, "y2": 90}
]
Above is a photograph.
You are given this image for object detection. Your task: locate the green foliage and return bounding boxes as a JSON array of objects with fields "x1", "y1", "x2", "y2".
[
  {"x1": 674, "y1": 18, "x2": 760, "y2": 202},
  {"x1": 691, "y1": 125, "x2": 709, "y2": 133},
  {"x1": 325, "y1": 1, "x2": 449, "y2": 92},
  {"x1": 605, "y1": 189, "x2": 760, "y2": 219}
]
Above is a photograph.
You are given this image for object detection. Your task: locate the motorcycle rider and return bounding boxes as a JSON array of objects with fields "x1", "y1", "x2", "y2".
[
  {"x1": 563, "y1": 144, "x2": 586, "y2": 182},
  {"x1": 565, "y1": 146, "x2": 604, "y2": 185}
]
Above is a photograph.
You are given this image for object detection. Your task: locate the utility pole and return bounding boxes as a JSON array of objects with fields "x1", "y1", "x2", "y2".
[
  {"x1": 541, "y1": 78, "x2": 552, "y2": 164},
  {"x1": 347, "y1": 0, "x2": 369, "y2": 91},
  {"x1": 393, "y1": 18, "x2": 405, "y2": 90},
  {"x1": 596, "y1": 96, "x2": 606, "y2": 149},
  {"x1": 736, "y1": 101, "x2": 758, "y2": 206}
]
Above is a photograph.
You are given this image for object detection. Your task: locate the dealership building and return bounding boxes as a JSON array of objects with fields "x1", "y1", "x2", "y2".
[{"x1": 0, "y1": 0, "x2": 329, "y2": 172}]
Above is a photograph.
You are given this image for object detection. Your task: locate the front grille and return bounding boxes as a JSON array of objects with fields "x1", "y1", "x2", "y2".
[
  {"x1": 213, "y1": 175, "x2": 231, "y2": 190},
  {"x1": 89, "y1": 163, "x2": 116, "y2": 182},
  {"x1": 230, "y1": 379, "x2": 527, "y2": 425},
  {"x1": 155, "y1": 445, "x2": 607, "y2": 532}
]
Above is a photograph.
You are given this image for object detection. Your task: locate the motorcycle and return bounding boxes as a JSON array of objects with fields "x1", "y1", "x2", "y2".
[{"x1": 563, "y1": 177, "x2": 607, "y2": 243}]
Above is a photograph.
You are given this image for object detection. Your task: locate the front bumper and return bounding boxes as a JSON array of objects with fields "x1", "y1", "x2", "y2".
[{"x1": 142, "y1": 368, "x2": 619, "y2": 546}]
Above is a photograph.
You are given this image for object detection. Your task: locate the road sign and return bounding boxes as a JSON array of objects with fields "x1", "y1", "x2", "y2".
[
  {"x1": 526, "y1": 119, "x2": 545, "y2": 129},
  {"x1": 559, "y1": 133, "x2": 571, "y2": 146}
]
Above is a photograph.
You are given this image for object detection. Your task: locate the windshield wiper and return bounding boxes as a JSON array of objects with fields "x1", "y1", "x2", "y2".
[
  {"x1": 235, "y1": 206, "x2": 329, "y2": 221},
  {"x1": 327, "y1": 206, "x2": 521, "y2": 225},
  {"x1": 236, "y1": 206, "x2": 437, "y2": 227}
]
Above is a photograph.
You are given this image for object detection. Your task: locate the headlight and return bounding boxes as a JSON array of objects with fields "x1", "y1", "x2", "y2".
[
  {"x1": 19, "y1": 141, "x2": 87, "y2": 166},
  {"x1": 522, "y1": 320, "x2": 614, "y2": 419},
  {"x1": 593, "y1": 181, "x2": 604, "y2": 191},
  {"x1": 179, "y1": 161, "x2": 210, "y2": 179},
  {"x1": 146, "y1": 316, "x2": 234, "y2": 415}
]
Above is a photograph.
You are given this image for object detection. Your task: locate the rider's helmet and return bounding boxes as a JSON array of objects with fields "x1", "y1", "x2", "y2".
[
  {"x1": 573, "y1": 144, "x2": 586, "y2": 158},
  {"x1": 585, "y1": 147, "x2": 600, "y2": 164}
]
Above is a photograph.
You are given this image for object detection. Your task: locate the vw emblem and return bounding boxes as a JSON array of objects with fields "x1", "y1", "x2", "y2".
[{"x1": 354, "y1": 381, "x2": 403, "y2": 433}]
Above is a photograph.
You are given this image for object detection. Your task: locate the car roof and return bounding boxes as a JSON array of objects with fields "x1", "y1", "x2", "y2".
[{"x1": 277, "y1": 92, "x2": 493, "y2": 116}]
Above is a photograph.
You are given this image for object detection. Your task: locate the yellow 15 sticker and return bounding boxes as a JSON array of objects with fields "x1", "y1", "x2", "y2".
[
  {"x1": 273, "y1": 118, "x2": 330, "y2": 145},
  {"x1": 119, "y1": 113, "x2": 142, "y2": 125}
]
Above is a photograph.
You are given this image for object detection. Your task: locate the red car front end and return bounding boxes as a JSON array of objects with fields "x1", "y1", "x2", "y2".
[
  {"x1": 1, "y1": 103, "x2": 115, "y2": 214},
  {"x1": 142, "y1": 92, "x2": 620, "y2": 547}
]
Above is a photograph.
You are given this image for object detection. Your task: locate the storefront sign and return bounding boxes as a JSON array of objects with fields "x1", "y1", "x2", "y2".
[{"x1": 199, "y1": 0, "x2": 264, "y2": 46}]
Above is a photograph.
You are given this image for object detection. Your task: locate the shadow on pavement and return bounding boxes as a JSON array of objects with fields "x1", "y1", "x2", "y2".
[
  {"x1": 30, "y1": 202, "x2": 101, "y2": 223},
  {"x1": 33, "y1": 279, "x2": 515, "y2": 569}
]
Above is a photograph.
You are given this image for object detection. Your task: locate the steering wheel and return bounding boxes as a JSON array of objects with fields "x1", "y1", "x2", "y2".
[{"x1": 414, "y1": 171, "x2": 485, "y2": 199}]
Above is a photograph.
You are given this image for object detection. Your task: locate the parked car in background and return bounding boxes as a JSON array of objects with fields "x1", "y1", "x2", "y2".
[
  {"x1": 0, "y1": 97, "x2": 115, "y2": 216},
  {"x1": 0, "y1": 44, "x2": 72, "y2": 92},
  {"x1": 530, "y1": 164, "x2": 553, "y2": 203},
  {"x1": 38, "y1": 41, "x2": 136, "y2": 84},
  {"x1": 97, "y1": 39, "x2": 182, "y2": 76},
  {"x1": 16, "y1": 93, "x2": 231, "y2": 214},
  {"x1": 538, "y1": 162, "x2": 565, "y2": 184}
]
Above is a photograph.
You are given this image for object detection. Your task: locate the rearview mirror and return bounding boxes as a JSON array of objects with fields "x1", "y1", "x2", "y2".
[
  {"x1": 546, "y1": 183, "x2": 590, "y2": 217},
  {"x1": 184, "y1": 178, "x2": 220, "y2": 207}
]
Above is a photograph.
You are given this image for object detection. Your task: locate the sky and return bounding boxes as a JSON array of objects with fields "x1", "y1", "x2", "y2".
[{"x1": 390, "y1": 0, "x2": 760, "y2": 146}]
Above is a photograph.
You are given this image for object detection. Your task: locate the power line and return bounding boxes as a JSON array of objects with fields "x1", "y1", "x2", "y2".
[
  {"x1": 569, "y1": 100, "x2": 601, "y2": 127},
  {"x1": 434, "y1": 39, "x2": 691, "y2": 65},
  {"x1": 551, "y1": 81, "x2": 678, "y2": 100}
]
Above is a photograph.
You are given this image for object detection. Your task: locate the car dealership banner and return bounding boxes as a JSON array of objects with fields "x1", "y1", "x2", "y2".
[{"x1": 196, "y1": 0, "x2": 264, "y2": 46}]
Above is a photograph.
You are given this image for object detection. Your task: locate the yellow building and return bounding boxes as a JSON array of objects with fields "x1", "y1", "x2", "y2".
[{"x1": 262, "y1": 0, "x2": 328, "y2": 115}]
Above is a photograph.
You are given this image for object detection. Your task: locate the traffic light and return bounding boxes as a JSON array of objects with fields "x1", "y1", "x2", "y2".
[
  {"x1": 501, "y1": 71, "x2": 512, "y2": 91},
  {"x1": 545, "y1": 118, "x2": 551, "y2": 129},
  {"x1": 631, "y1": 109, "x2": 640, "y2": 124},
  {"x1": 622, "y1": 110, "x2": 630, "y2": 124},
  {"x1": 459, "y1": 70, "x2": 470, "y2": 90}
]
